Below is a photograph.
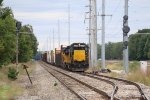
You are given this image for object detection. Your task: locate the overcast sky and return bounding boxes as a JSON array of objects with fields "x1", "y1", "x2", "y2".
[{"x1": 3, "y1": 0, "x2": 150, "y2": 51}]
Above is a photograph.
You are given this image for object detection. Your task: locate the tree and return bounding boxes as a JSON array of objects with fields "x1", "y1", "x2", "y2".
[
  {"x1": 0, "y1": 12, "x2": 16, "y2": 67},
  {"x1": 0, "y1": 0, "x2": 13, "y2": 19},
  {"x1": 97, "y1": 44, "x2": 101, "y2": 59},
  {"x1": 129, "y1": 29, "x2": 150, "y2": 60},
  {"x1": 0, "y1": 0, "x2": 38, "y2": 67},
  {"x1": 18, "y1": 25, "x2": 38, "y2": 62},
  {"x1": 138, "y1": 29, "x2": 150, "y2": 33}
]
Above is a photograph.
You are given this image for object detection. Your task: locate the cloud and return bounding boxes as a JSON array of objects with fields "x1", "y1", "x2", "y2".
[{"x1": 14, "y1": 11, "x2": 68, "y2": 20}]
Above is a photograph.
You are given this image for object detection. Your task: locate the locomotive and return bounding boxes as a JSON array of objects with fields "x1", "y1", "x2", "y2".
[
  {"x1": 43, "y1": 43, "x2": 89, "y2": 71},
  {"x1": 61, "y1": 43, "x2": 89, "y2": 71}
]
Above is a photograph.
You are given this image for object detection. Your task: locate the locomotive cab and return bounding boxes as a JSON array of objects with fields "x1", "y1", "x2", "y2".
[{"x1": 69, "y1": 43, "x2": 89, "y2": 71}]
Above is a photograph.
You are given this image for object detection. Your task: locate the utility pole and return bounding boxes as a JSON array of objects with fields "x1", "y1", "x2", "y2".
[
  {"x1": 49, "y1": 35, "x2": 51, "y2": 63},
  {"x1": 90, "y1": 0, "x2": 97, "y2": 67},
  {"x1": 53, "y1": 29, "x2": 55, "y2": 50},
  {"x1": 58, "y1": 20, "x2": 60, "y2": 47},
  {"x1": 47, "y1": 38, "x2": 48, "y2": 51},
  {"x1": 49, "y1": 35, "x2": 51, "y2": 51},
  {"x1": 16, "y1": 29, "x2": 19, "y2": 71},
  {"x1": 101, "y1": 0, "x2": 105, "y2": 69},
  {"x1": 84, "y1": 0, "x2": 92, "y2": 67},
  {"x1": 89, "y1": 0, "x2": 92, "y2": 67},
  {"x1": 101, "y1": 0, "x2": 107, "y2": 69},
  {"x1": 68, "y1": 2, "x2": 71, "y2": 45},
  {"x1": 16, "y1": 21, "x2": 21, "y2": 72},
  {"x1": 123, "y1": 0, "x2": 130, "y2": 73},
  {"x1": 47, "y1": 38, "x2": 49, "y2": 62},
  {"x1": 101, "y1": 0, "x2": 112, "y2": 71}
]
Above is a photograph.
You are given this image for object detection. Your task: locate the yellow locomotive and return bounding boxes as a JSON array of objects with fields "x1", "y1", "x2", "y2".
[{"x1": 60, "y1": 43, "x2": 89, "y2": 71}]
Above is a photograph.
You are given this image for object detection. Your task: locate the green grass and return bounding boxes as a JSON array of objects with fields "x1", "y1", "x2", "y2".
[
  {"x1": 0, "y1": 84, "x2": 22, "y2": 100},
  {"x1": 0, "y1": 61, "x2": 36, "y2": 100}
]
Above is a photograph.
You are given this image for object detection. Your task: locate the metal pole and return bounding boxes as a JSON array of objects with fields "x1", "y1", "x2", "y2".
[
  {"x1": 53, "y1": 29, "x2": 55, "y2": 63},
  {"x1": 49, "y1": 35, "x2": 51, "y2": 51},
  {"x1": 68, "y1": 3, "x2": 70, "y2": 45},
  {"x1": 58, "y1": 20, "x2": 60, "y2": 47},
  {"x1": 89, "y1": 0, "x2": 92, "y2": 67},
  {"x1": 91, "y1": 0, "x2": 97, "y2": 67},
  {"x1": 53, "y1": 29, "x2": 54, "y2": 50},
  {"x1": 16, "y1": 30, "x2": 19, "y2": 72},
  {"x1": 47, "y1": 38, "x2": 49, "y2": 62},
  {"x1": 47, "y1": 38, "x2": 48, "y2": 51},
  {"x1": 49, "y1": 35, "x2": 51, "y2": 63},
  {"x1": 101, "y1": 0, "x2": 105, "y2": 69},
  {"x1": 123, "y1": 0, "x2": 129, "y2": 73}
]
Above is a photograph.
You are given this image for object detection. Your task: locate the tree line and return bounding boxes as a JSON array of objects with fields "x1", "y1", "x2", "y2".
[
  {"x1": 97, "y1": 29, "x2": 150, "y2": 60},
  {"x1": 0, "y1": 0, "x2": 38, "y2": 67}
]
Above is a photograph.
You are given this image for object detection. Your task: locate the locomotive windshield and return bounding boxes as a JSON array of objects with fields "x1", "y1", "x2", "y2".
[{"x1": 71, "y1": 43, "x2": 87, "y2": 50}]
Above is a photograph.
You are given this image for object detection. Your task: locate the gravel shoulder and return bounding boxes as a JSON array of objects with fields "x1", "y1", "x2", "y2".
[{"x1": 15, "y1": 62, "x2": 79, "y2": 100}]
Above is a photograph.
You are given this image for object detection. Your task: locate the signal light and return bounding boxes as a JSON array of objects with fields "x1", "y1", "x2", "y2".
[{"x1": 16, "y1": 21, "x2": 22, "y2": 30}]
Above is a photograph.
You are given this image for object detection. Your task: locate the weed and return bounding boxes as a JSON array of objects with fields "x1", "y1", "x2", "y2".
[{"x1": 8, "y1": 68, "x2": 19, "y2": 80}]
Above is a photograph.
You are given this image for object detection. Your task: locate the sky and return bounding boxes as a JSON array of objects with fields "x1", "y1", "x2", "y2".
[{"x1": 3, "y1": 0, "x2": 150, "y2": 51}]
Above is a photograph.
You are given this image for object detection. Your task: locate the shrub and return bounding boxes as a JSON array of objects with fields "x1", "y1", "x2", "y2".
[{"x1": 8, "y1": 68, "x2": 19, "y2": 80}]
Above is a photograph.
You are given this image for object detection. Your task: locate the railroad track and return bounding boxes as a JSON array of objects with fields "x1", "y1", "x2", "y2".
[
  {"x1": 85, "y1": 72, "x2": 149, "y2": 100},
  {"x1": 40, "y1": 61, "x2": 149, "y2": 100},
  {"x1": 40, "y1": 61, "x2": 119, "y2": 100}
]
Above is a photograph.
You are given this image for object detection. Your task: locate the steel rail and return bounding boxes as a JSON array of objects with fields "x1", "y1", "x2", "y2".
[
  {"x1": 87, "y1": 72, "x2": 149, "y2": 100},
  {"x1": 40, "y1": 62, "x2": 86, "y2": 100},
  {"x1": 80, "y1": 72, "x2": 119, "y2": 100},
  {"x1": 40, "y1": 62, "x2": 117, "y2": 100}
]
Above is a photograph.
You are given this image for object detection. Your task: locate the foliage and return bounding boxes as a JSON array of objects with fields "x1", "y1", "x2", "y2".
[
  {"x1": 138, "y1": 29, "x2": 150, "y2": 33},
  {"x1": 0, "y1": 15, "x2": 16, "y2": 67},
  {"x1": 18, "y1": 25, "x2": 38, "y2": 62},
  {"x1": 7, "y1": 67, "x2": 19, "y2": 80},
  {"x1": 0, "y1": 0, "x2": 3, "y2": 5},
  {"x1": 97, "y1": 44, "x2": 101, "y2": 59},
  {"x1": 105, "y1": 42, "x2": 123, "y2": 60},
  {"x1": 129, "y1": 31, "x2": 150, "y2": 60},
  {"x1": 97, "y1": 29, "x2": 150, "y2": 60},
  {"x1": 98, "y1": 42, "x2": 123, "y2": 60},
  {"x1": 0, "y1": 1, "x2": 38, "y2": 67}
]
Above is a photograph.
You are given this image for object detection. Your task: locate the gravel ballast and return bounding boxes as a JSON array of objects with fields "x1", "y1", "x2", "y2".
[{"x1": 15, "y1": 62, "x2": 79, "y2": 100}]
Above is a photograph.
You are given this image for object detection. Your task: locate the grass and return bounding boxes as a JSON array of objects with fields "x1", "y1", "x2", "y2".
[
  {"x1": 126, "y1": 61, "x2": 150, "y2": 86},
  {"x1": 106, "y1": 60, "x2": 124, "y2": 70},
  {"x1": 126, "y1": 65, "x2": 150, "y2": 86},
  {"x1": 0, "y1": 84, "x2": 23, "y2": 100},
  {"x1": 86, "y1": 66, "x2": 101, "y2": 72},
  {"x1": 101, "y1": 60, "x2": 150, "y2": 86},
  {"x1": 0, "y1": 60, "x2": 36, "y2": 100},
  {"x1": 0, "y1": 65, "x2": 23, "y2": 100}
]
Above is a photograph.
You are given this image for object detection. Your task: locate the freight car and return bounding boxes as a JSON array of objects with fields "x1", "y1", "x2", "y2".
[
  {"x1": 55, "y1": 48, "x2": 61, "y2": 66},
  {"x1": 42, "y1": 52, "x2": 47, "y2": 62}
]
